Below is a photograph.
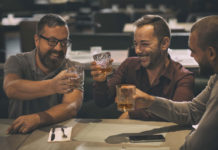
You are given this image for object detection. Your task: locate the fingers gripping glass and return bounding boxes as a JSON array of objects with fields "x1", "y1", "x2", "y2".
[{"x1": 39, "y1": 35, "x2": 71, "y2": 47}]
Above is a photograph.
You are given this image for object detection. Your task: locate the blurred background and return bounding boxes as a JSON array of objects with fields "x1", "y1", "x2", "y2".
[{"x1": 0, "y1": 0, "x2": 218, "y2": 57}]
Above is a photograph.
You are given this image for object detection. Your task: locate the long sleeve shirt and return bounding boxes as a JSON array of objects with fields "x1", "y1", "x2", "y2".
[
  {"x1": 149, "y1": 74, "x2": 218, "y2": 150},
  {"x1": 93, "y1": 57, "x2": 194, "y2": 120}
]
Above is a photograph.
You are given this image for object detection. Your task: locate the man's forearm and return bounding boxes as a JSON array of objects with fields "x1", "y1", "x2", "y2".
[
  {"x1": 5, "y1": 79, "x2": 54, "y2": 100},
  {"x1": 41, "y1": 95, "x2": 83, "y2": 126},
  {"x1": 38, "y1": 103, "x2": 77, "y2": 126},
  {"x1": 148, "y1": 97, "x2": 194, "y2": 125}
]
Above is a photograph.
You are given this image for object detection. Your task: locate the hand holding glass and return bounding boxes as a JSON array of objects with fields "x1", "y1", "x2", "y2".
[
  {"x1": 66, "y1": 63, "x2": 83, "y2": 90},
  {"x1": 116, "y1": 84, "x2": 136, "y2": 112},
  {"x1": 67, "y1": 65, "x2": 83, "y2": 79},
  {"x1": 93, "y1": 52, "x2": 112, "y2": 75}
]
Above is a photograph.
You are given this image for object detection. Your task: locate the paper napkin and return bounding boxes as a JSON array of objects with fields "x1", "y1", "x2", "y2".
[{"x1": 48, "y1": 127, "x2": 72, "y2": 142}]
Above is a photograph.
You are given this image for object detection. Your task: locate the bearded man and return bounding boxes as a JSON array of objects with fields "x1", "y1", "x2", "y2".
[
  {"x1": 4, "y1": 14, "x2": 84, "y2": 133},
  {"x1": 90, "y1": 15, "x2": 194, "y2": 120}
]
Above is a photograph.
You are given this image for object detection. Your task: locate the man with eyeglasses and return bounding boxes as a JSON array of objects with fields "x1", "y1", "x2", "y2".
[
  {"x1": 90, "y1": 15, "x2": 194, "y2": 120},
  {"x1": 3, "y1": 14, "x2": 84, "y2": 133}
]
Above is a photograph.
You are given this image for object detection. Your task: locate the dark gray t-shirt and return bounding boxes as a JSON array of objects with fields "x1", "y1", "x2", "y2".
[{"x1": 4, "y1": 50, "x2": 84, "y2": 118}]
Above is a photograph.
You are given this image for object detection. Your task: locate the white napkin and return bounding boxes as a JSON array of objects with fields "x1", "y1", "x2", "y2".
[
  {"x1": 192, "y1": 124, "x2": 199, "y2": 130},
  {"x1": 48, "y1": 127, "x2": 72, "y2": 142}
]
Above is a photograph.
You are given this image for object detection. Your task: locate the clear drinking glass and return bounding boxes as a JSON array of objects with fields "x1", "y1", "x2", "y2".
[
  {"x1": 90, "y1": 46, "x2": 102, "y2": 58},
  {"x1": 66, "y1": 62, "x2": 83, "y2": 90},
  {"x1": 116, "y1": 84, "x2": 136, "y2": 112},
  {"x1": 67, "y1": 64, "x2": 83, "y2": 80},
  {"x1": 93, "y1": 52, "x2": 112, "y2": 75}
]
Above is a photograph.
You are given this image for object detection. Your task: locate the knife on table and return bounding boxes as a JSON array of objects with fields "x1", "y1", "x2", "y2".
[{"x1": 51, "y1": 128, "x2": 55, "y2": 141}]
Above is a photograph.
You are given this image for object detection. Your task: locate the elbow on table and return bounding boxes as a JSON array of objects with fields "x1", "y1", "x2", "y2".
[
  {"x1": 67, "y1": 99, "x2": 83, "y2": 117},
  {"x1": 68, "y1": 109, "x2": 78, "y2": 118}
]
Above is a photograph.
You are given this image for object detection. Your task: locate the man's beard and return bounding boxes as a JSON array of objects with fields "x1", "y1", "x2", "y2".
[
  {"x1": 38, "y1": 48, "x2": 65, "y2": 71},
  {"x1": 138, "y1": 45, "x2": 163, "y2": 69},
  {"x1": 199, "y1": 61, "x2": 214, "y2": 77}
]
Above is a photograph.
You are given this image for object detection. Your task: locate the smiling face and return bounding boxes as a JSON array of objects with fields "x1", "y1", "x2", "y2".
[
  {"x1": 35, "y1": 25, "x2": 69, "y2": 71},
  {"x1": 189, "y1": 31, "x2": 214, "y2": 77},
  {"x1": 134, "y1": 24, "x2": 163, "y2": 69}
]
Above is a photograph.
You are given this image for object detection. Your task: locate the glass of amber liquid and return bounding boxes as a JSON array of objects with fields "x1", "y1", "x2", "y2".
[
  {"x1": 93, "y1": 52, "x2": 112, "y2": 75},
  {"x1": 116, "y1": 84, "x2": 136, "y2": 112},
  {"x1": 66, "y1": 62, "x2": 83, "y2": 90}
]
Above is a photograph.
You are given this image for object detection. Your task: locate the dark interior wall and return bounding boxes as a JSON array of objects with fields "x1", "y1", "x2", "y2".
[{"x1": 0, "y1": 0, "x2": 34, "y2": 14}]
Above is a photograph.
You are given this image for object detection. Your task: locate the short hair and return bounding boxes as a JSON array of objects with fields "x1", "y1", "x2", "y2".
[
  {"x1": 191, "y1": 15, "x2": 218, "y2": 51},
  {"x1": 36, "y1": 14, "x2": 68, "y2": 35},
  {"x1": 134, "y1": 15, "x2": 171, "y2": 42}
]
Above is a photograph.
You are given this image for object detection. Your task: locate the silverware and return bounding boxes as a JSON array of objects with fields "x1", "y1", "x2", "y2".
[
  {"x1": 61, "y1": 127, "x2": 67, "y2": 138},
  {"x1": 51, "y1": 128, "x2": 55, "y2": 141}
]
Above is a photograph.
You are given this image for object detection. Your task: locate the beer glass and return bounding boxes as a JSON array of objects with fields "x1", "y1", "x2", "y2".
[
  {"x1": 116, "y1": 84, "x2": 136, "y2": 112},
  {"x1": 93, "y1": 52, "x2": 112, "y2": 75}
]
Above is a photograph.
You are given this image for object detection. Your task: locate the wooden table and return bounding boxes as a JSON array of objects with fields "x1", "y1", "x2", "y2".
[{"x1": 0, "y1": 118, "x2": 192, "y2": 150}]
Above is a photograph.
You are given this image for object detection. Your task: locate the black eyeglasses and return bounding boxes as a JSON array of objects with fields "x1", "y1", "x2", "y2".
[{"x1": 39, "y1": 34, "x2": 71, "y2": 47}]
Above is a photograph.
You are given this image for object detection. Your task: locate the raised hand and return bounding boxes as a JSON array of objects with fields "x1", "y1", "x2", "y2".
[
  {"x1": 90, "y1": 59, "x2": 113, "y2": 82},
  {"x1": 134, "y1": 88, "x2": 155, "y2": 110},
  {"x1": 50, "y1": 70, "x2": 79, "y2": 94}
]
